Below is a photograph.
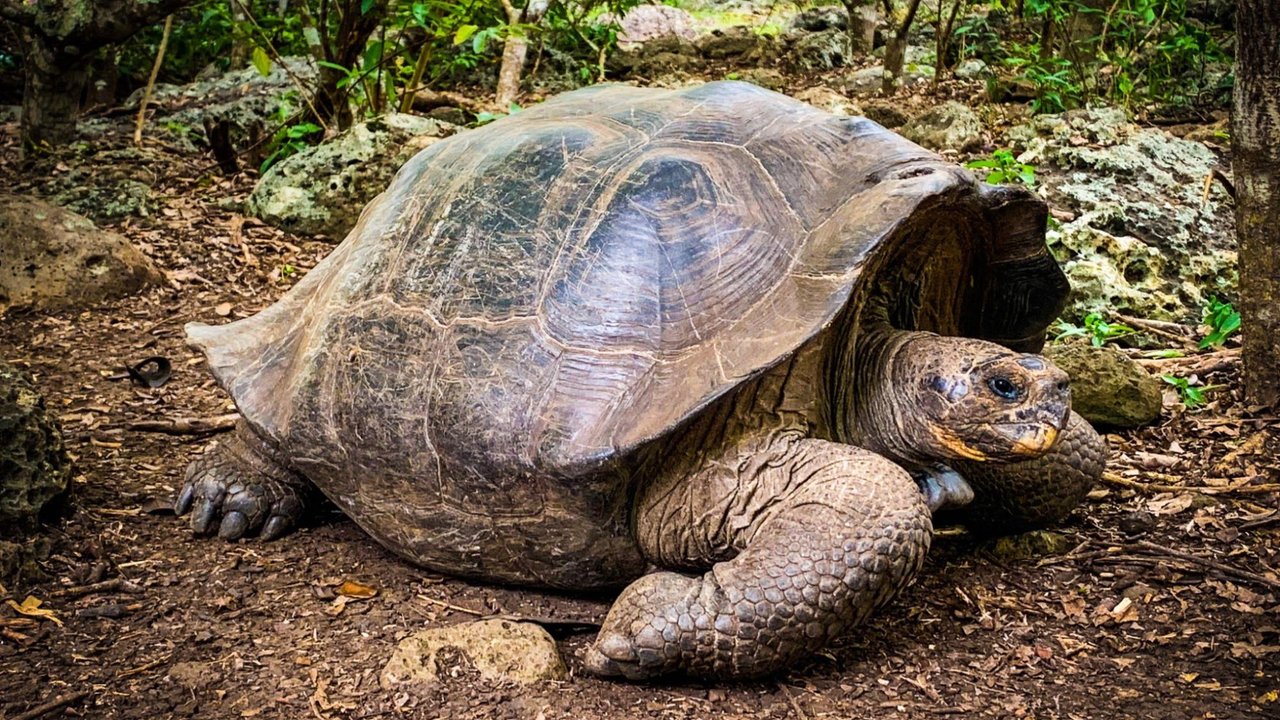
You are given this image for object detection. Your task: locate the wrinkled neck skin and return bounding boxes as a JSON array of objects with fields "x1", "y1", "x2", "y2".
[{"x1": 845, "y1": 300, "x2": 948, "y2": 471}]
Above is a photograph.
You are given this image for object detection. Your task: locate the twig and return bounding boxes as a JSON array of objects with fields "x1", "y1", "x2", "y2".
[
  {"x1": 1114, "y1": 314, "x2": 1192, "y2": 346},
  {"x1": 126, "y1": 413, "x2": 239, "y2": 435},
  {"x1": 778, "y1": 683, "x2": 810, "y2": 720},
  {"x1": 1129, "y1": 540, "x2": 1280, "y2": 592},
  {"x1": 417, "y1": 595, "x2": 486, "y2": 616},
  {"x1": 1101, "y1": 471, "x2": 1280, "y2": 496},
  {"x1": 133, "y1": 14, "x2": 174, "y2": 147},
  {"x1": 1239, "y1": 512, "x2": 1280, "y2": 532},
  {"x1": 12, "y1": 690, "x2": 91, "y2": 720},
  {"x1": 50, "y1": 577, "x2": 143, "y2": 599}
]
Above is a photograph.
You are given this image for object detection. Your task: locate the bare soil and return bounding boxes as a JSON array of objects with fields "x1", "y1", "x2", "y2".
[{"x1": 0, "y1": 106, "x2": 1276, "y2": 720}]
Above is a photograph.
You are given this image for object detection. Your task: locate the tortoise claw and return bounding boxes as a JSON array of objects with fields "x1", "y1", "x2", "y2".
[{"x1": 176, "y1": 432, "x2": 309, "y2": 542}]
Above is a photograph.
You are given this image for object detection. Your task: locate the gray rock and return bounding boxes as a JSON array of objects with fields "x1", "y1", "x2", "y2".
[
  {"x1": 1045, "y1": 343, "x2": 1163, "y2": 428},
  {"x1": 600, "y1": 5, "x2": 698, "y2": 48},
  {"x1": 381, "y1": 619, "x2": 567, "y2": 687},
  {"x1": 248, "y1": 113, "x2": 457, "y2": 238},
  {"x1": 140, "y1": 56, "x2": 319, "y2": 154},
  {"x1": 789, "y1": 6, "x2": 847, "y2": 32},
  {"x1": 0, "y1": 362, "x2": 71, "y2": 536},
  {"x1": 901, "y1": 101, "x2": 983, "y2": 152},
  {"x1": 786, "y1": 28, "x2": 851, "y2": 71},
  {"x1": 0, "y1": 195, "x2": 161, "y2": 312},
  {"x1": 425, "y1": 106, "x2": 469, "y2": 126},
  {"x1": 1007, "y1": 107, "x2": 1235, "y2": 321},
  {"x1": 843, "y1": 62, "x2": 932, "y2": 96},
  {"x1": 954, "y1": 58, "x2": 991, "y2": 79}
]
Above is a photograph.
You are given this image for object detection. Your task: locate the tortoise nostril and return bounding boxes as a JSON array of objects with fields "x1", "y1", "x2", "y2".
[{"x1": 1056, "y1": 380, "x2": 1069, "y2": 393}]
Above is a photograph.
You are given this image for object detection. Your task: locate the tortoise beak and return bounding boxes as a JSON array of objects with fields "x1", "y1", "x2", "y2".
[{"x1": 1005, "y1": 423, "x2": 1060, "y2": 456}]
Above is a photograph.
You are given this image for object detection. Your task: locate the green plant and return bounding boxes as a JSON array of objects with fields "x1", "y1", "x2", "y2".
[
  {"x1": 1161, "y1": 374, "x2": 1213, "y2": 409},
  {"x1": 965, "y1": 149, "x2": 1037, "y2": 186},
  {"x1": 260, "y1": 120, "x2": 323, "y2": 173},
  {"x1": 1198, "y1": 296, "x2": 1240, "y2": 349},
  {"x1": 1054, "y1": 312, "x2": 1136, "y2": 347}
]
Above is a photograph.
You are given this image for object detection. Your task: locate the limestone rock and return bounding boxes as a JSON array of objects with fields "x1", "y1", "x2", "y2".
[
  {"x1": 381, "y1": 619, "x2": 567, "y2": 687},
  {"x1": 0, "y1": 362, "x2": 71, "y2": 535},
  {"x1": 696, "y1": 26, "x2": 763, "y2": 60},
  {"x1": 791, "y1": 86, "x2": 861, "y2": 116},
  {"x1": 736, "y1": 68, "x2": 785, "y2": 92},
  {"x1": 1045, "y1": 343, "x2": 1163, "y2": 428},
  {"x1": 0, "y1": 195, "x2": 161, "y2": 312},
  {"x1": 248, "y1": 114, "x2": 456, "y2": 238},
  {"x1": 901, "y1": 101, "x2": 983, "y2": 152},
  {"x1": 785, "y1": 29, "x2": 851, "y2": 71},
  {"x1": 1007, "y1": 107, "x2": 1235, "y2": 321},
  {"x1": 789, "y1": 6, "x2": 847, "y2": 32},
  {"x1": 139, "y1": 56, "x2": 319, "y2": 153}
]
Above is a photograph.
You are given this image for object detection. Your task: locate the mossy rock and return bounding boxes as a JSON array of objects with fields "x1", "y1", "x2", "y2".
[{"x1": 1045, "y1": 344, "x2": 1163, "y2": 428}]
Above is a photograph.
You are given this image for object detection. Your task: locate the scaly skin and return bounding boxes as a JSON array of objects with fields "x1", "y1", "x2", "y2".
[
  {"x1": 585, "y1": 434, "x2": 931, "y2": 680},
  {"x1": 175, "y1": 422, "x2": 311, "y2": 540},
  {"x1": 945, "y1": 411, "x2": 1105, "y2": 533}
]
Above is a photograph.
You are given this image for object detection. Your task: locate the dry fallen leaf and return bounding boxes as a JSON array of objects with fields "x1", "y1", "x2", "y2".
[
  {"x1": 214, "y1": 302, "x2": 233, "y2": 316},
  {"x1": 336, "y1": 580, "x2": 377, "y2": 599},
  {"x1": 6, "y1": 596, "x2": 63, "y2": 627}
]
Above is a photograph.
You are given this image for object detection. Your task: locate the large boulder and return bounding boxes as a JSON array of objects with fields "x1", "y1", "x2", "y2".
[
  {"x1": 0, "y1": 195, "x2": 161, "y2": 312},
  {"x1": 901, "y1": 101, "x2": 983, "y2": 152},
  {"x1": 247, "y1": 114, "x2": 457, "y2": 238},
  {"x1": 0, "y1": 362, "x2": 71, "y2": 582},
  {"x1": 785, "y1": 29, "x2": 852, "y2": 71},
  {"x1": 40, "y1": 147, "x2": 160, "y2": 222},
  {"x1": 1007, "y1": 107, "x2": 1234, "y2": 321},
  {"x1": 1044, "y1": 344, "x2": 1163, "y2": 428},
  {"x1": 381, "y1": 619, "x2": 567, "y2": 687}
]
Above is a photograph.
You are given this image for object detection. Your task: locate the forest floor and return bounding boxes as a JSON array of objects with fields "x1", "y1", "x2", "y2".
[{"x1": 0, "y1": 80, "x2": 1277, "y2": 720}]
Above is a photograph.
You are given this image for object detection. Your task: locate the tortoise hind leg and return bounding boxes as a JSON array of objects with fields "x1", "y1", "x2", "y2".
[
  {"x1": 584, "y1": 435, "x2": 931, "y2": 680},
  {"x1": 175, "y1": 421, "x2": 312, "y2": 541}
]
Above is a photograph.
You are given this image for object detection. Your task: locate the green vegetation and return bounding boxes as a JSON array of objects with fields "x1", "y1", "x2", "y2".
[
  {"x1": 1161, "y1": 374, "x2": 1213, "y2": 409},
  {"x1": 1199, "y1": 296, "x2": 1241, "y2": 350},
  {"x1": 1054, "y1": 312, "x2": 1137, "y2": 347},
  {"x1": 964, "y1": 149, "x2": 1037, "y2": 186}
]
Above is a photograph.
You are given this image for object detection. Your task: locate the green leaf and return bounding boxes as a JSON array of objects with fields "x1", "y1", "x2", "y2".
[
  {"x1": 361, "y1": 0, "x2": 376, "y2": 14},
  {"x1": 251, "y1": 47, "x2": 272, "y2": 77},
  {"x1": 454, "y1": 24, "x2": 478, "y2": 46}
]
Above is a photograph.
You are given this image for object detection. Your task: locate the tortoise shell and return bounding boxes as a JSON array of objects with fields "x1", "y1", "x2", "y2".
[{"x1": 189, "y1": 81, "x2": 1065, "y2": 523}]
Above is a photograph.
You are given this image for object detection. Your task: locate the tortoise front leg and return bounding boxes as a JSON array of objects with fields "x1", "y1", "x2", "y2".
[
  {"x1": 583, "y1": 435, "x2": 931, "y2": 680},
  {"x1": 945, "y1": 411, "x2": 1106, "y2": 533}
]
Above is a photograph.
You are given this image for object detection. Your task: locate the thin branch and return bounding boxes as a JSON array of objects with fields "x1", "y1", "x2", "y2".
[{"x1": 133, "y1": 14, "x2": 174, "y2": 147}]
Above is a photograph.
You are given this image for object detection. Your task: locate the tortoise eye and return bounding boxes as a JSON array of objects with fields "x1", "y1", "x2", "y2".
[{"x1": 987, "y1": 376, "x2": 1022, "y2": 400}]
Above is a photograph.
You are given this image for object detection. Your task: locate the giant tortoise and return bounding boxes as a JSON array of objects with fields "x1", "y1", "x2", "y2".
[{"x1": 177, "y1": 81, "x2": 1105, "y2": 680}]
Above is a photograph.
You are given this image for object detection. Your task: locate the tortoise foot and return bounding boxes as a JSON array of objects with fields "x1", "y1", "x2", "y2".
[
  {"x1": 583, "y1": 572, "x2": 698, "y2": 681},
  {"x1": 175, "y1": 424, "x2": 309, "y2": 541}
]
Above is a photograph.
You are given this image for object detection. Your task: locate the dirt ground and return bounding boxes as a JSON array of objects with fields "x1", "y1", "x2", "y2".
[{"x1": 1, "y1": 106, "x2": 1277, "y2": 720}]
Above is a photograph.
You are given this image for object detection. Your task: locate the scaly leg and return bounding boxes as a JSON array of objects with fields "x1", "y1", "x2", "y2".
[
  {"x1": 175, "y1": 422, "x2": 313, "y2": 541},
  {"x1": 584, "y1": 433, "x2": 931, "y2": 680}
]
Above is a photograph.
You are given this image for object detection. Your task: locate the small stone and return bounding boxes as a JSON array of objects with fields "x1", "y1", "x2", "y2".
[
  {"x1": 696, "y1": 27, "x2": 763, "y2": 60},
  {"x1": 381, "y1": 619, "x2": 567, "y2": 687},
  {"x1": 736, "y1": 68, "x2": 786, "y2": 92},
  {"x1": 1045, "y1": 344, "x2": 1163, "y2": 428}
]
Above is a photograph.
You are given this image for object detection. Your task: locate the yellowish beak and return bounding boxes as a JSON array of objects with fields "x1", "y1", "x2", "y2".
[{"x1": 1010, "y1": 424, "x2": 1060, "y2": 456}]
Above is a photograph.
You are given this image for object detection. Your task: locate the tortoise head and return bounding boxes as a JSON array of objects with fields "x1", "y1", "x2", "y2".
[{"x1": 908, "y1": 336, "x2": 1071, "y2": 463}]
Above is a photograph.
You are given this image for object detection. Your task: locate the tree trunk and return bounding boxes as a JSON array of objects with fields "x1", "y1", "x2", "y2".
[
  {"x1": 1232, "y1": 0, "x2": 1280, "y2": 408},
  {"x1": 228, "y1": 0, "x2": 250, "y2": 70},
  {"x1": 882, "y1": 35, "x2": 907, "y2": 94},
  {"x1": 19, "y1": 32, "x2": 87, "y2": 152},
  {"x1": 494, "y1": 0, "x2": 530, "y2": 110}
]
